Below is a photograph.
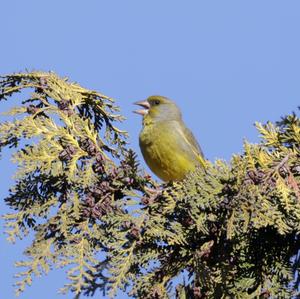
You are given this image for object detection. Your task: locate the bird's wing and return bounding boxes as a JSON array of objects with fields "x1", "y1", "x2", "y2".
[
  {"x1": 184, "y1": 126, "x2": 204, "y2": 157},
  {"x1": 175, "y1": 122, "x2": 206, "y2": 167}
]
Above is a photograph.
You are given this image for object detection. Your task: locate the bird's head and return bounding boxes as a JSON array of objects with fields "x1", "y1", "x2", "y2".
[{"x1": 133, "y1": 95, "x2": 181, "y2": 123}]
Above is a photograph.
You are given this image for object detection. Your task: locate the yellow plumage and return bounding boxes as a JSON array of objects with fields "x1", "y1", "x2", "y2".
[{"x1": 134, "y1": 96, "x2": 206, "y2": 181}]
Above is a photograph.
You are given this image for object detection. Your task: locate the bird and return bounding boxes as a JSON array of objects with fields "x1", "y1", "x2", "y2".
[{"x1": 134, "y1": 95, "x2": 206, "y2": 181}]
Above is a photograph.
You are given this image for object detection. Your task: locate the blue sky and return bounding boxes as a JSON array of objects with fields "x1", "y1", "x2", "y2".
[{"x1": 1, "y1": 1, "x2": 300, "y2": 298}]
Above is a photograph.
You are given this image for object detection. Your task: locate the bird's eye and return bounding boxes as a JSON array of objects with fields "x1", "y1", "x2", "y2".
[{"x1": 153, "y1": 100, "x2": 160, "y2": 105}]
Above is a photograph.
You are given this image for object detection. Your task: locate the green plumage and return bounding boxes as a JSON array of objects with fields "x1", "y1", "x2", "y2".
[{"x1": 136, "y1": 96, "x2": 205, "y2": 181}]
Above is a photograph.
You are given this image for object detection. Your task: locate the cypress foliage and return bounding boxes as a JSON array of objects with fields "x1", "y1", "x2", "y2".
[{"x1": 1, "y1": 71, "x2": 300, "y2": 298}]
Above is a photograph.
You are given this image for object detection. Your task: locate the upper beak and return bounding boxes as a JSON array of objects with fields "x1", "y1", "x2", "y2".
[{"x1": 133, "y1": 100, "x2": 150, "y2": 116}]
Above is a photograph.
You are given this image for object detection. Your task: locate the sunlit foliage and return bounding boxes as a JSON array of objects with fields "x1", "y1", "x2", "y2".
[{"x1": 1, "y1": 72, "x2": 300, "y2": 298}]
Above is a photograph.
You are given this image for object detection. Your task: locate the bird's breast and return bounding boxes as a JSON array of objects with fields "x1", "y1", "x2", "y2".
[{"x1": 139, "y1": 122, "x2": 200, "y2": 181}]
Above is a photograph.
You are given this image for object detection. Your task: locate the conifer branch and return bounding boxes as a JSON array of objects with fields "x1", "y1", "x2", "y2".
[{"x1": 1, "y1": 71, "x2": 300, "y2": 298}]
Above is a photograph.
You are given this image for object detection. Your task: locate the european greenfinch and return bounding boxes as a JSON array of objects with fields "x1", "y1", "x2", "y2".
[{"x1": 134, "y1": 95, "x2": 206, "y2": 181}]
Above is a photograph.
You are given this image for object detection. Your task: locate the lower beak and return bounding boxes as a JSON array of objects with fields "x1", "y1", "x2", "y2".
[{"x1": 133, "y1": 100, "x2": 150, "y2": 116}]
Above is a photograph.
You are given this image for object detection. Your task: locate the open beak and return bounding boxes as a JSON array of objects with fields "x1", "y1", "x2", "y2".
[{"x1": 133, "y1": 100, "x2": 150, "y2": 116}]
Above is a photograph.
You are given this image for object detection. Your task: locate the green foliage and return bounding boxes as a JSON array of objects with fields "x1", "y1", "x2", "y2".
[{"x1": 1, "y1": 71, "x2": 300, "y2": 298}]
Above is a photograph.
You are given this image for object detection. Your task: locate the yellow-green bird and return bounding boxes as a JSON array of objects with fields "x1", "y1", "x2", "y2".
[{"x1": 134, "y1": 95, "x2": 206, "y2": 181}]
